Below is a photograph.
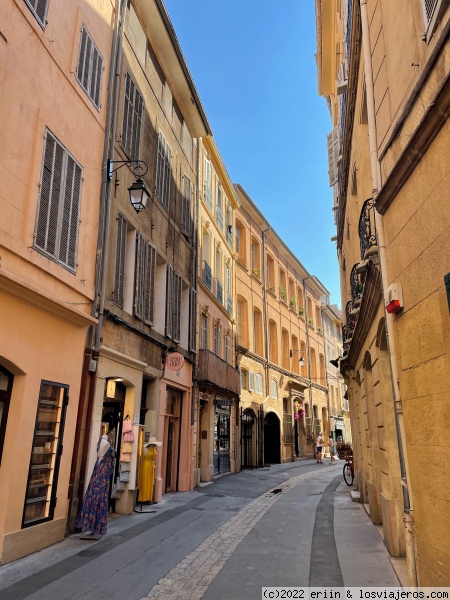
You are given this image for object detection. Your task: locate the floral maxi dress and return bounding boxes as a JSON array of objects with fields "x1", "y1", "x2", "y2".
[{"x1": 76, "y1": 444, "x2": 115, "y2": 535}]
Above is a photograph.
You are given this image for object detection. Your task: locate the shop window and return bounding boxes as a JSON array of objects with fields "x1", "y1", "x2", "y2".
[{"x1": 23, "y1": 381, "x2": 69, "y2": 527}]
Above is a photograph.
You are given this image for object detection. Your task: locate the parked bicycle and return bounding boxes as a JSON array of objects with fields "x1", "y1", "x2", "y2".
[{"x1": 336, "y1": 443, "x2": 354, "y2": 486}]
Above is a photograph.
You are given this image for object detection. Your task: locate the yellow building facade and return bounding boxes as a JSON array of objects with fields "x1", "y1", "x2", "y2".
[
  {"x1": 234, "y1": 185, "x2": 330, "y2": 466},
  {"x1": 195, "y1": 137, "x2": 240, "y2": 483},
  {"x1": 316, "y1": 0, "x2": 450, "y2": 585},
  {"x1": 0, "y1": 0, "x2": 115, "y2": 562}
]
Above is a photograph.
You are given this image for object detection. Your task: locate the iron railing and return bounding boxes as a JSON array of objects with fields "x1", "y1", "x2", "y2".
[
  {"x1": 202, "y1": 261, "x2": 212, "y2": 290},
  {"x1": 216, "y1": 206, "x2": 224, "y2": 229},
  {"x1": 226, "y1": 293, "x2": 233, "y2": 316},
  {"x1": 203, "y1": 184, "x2": 212, "y2": 211},
  {"x1": 350, "y1": 263, "x2": 363, "y2": 305},
  {"x1": 226, "y1": 225, "x2": 233, "y2": 246},
  {"x1": 358, "y1": 198, "x2": 377, "y2": 259}
]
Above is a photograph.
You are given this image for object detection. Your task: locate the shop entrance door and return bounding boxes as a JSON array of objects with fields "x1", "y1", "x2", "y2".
[
  {"x1": 164, "y1": 387, "x2": 182, "y2": 493},
  {"x1": 241, "y1": 408, "x2": 255, "y2": 468},
  {"x1": 214, "y1": 408, "x2": 230, "y2": 475},
  {"x1": 102, "y1": 397, "x2": 125, "y2": 510},
  {"x1": 165, "y1": 418, "x2": 178, "y2": 492},
  {"x1": 264, "y1": 412, "x2": 281, "y2": 464}
]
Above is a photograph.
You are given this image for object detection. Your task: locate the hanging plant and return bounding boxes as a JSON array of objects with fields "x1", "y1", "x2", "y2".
[{"x1": 293, "y1": 400, "x2": 304, "y2": 421}]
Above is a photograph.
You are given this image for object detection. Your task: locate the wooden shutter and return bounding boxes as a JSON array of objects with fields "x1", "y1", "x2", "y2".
[
  {"x1": 58, "y1": 156, "x2": 82, "y2": 269},
  {"x1": 90, "y1": 46, "x2": 103, "y2": 108},
  {"x1": 134, "y1": 233, "x2": 145, "y2": 319},
  {"x1": 173, "y1": 273, "x2": 182, "y2": 343},
  {"x1": 181, "y1": 175, "x2": 191, "y2": 234},
  {"x1": 189, "y1": 288, "x2": 197, "y2": 352},
  {"x1": 112, "y1": 213, "x2": 127, "y2": 307},
  {"x1": 249, "y1": 372, "x2": 255, "y2": 392},
  {"x1": 122, "y1": 73, "x2": 143, "y2": 158},
  {"x1": 165, "y1": 265, "x2": 173, "y2": 338},
  {"x1": 35, "y1": 132, "x2": 64, "y2": 258},
  {"x1": 77, "y1": 27, "x2": 88, "y2": 85},
  {"x1": 143, "y1": 243, "x2": 156, "y2": 325},
  {"x1": 327, "y1": 126, "x2": 340, "y2": 187}
]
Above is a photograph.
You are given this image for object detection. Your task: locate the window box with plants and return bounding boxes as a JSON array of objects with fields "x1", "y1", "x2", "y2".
[
  {"x1": 268, "y1": 285, "x2": 276, "y2": 295},
  {"x1": 252, "y1": 267, "x2": 261, "y2": 280},
  {"x1": 316, "y1": 326, "x2": 322, "y2": 334},
  {"x1": 279, "y1": 286, "x2": 287, "y2": 303},
  {"x1": 308, "y1": 317, "x2": 314, "y2": 327},
  {"x1": 289, "y1": 297, "x2": 296, "y2": 311},
  {"x1": 298, "y1": 306, "x2": 305, "y2": 318}
]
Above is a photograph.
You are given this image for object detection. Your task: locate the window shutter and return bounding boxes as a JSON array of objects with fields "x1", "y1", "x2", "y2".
[
  {"x1": 91, "y1": 46, "x2": 103, "y2": 108},
  {"x1": 35, "y1": 132, "x2": 64, "y2": 257},
  {"x1": 25, "y1": 0, "x2": 49, "y2": 28},
  {"x1": 181, "y1": 175, "x2": 191, "y2": 235},
  {"x1": 134, "y1": 233, "x2": 145, "y2": 319},
  {"x1": 173, "y1": 273, "x2": 182, "y2": 343},
  {"x1": 58, "y1": 156, "x2": 82, "y2": 269},
  {"x1": 189, "y1": 288, "x2": 197, "y2": 352},
  {"x1": 143, "y1": 243, "x2": 156, "y2": 325},
  {"x1": 122, "y1": 73, "x2": 143, "y2": 158},
  {"x1": 327, "y1": 126, "x2": 340, "y2": 187},
  {"x1": 165, "y1": 265, "x2": 173, "y2": 338},
  {"x1": 249, "y1": 372, "x2": 254, "y2": 392},
  {"x1": 112, "y1": 213, "x2": 127, "y2": 306},
  {"x1": 77, "y1": 27, "x2": 88, "y2": 84}
]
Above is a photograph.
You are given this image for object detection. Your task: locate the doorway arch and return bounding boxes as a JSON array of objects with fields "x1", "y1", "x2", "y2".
[
  {"x1": 264, "y1": 411, "x2": 281, "y2": 464},
  {"x1": 241, "y1": 408, "x2": 256, "y2": 468}
]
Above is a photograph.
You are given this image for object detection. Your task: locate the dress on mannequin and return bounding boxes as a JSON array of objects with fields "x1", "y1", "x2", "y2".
[
  {"x1": 138, "y1": 438, "x2": 161, "y2": 503},
  {"x1": 76, "y1": 436, "x2": 115, "y2": 536}
]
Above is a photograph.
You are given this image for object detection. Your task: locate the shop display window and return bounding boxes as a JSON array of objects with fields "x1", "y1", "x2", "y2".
[{"x1": 22, "y1": 381, "x2": 68, "y2": 527}]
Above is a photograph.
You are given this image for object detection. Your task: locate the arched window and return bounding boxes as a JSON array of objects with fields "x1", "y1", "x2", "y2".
[
  {"x1": 251, "y1": 236, "x2": 261, "y2": 278},
  {"x1": 310, "y1": 347, "x2": 317, "y2": 380},
  {"x1": 300, "y1": 341, "x2": 307, "y2": 377},
  {"x1": 267, "y1": 254, "x2": 275, "y2": 291},
  {"x1": 281, "y1": 328, "x2": 289, "y2": 369},
  {"x1": 235, "y1": 219, "x2": 246, "y2": 265},
  {"x1": 279, "y1": 270, "x2": 287, "y2": 303},
  {"x1": 319, "y1": 353, "x2": 326, "y2": 384},
  {"x1": 291, "y1": 335, "x2": 299, "y2": 374},
  {"x1": 0, "y1": 366, "x2": 13, "y2": 464},
  {"x1": 253, "y1": 308, "x2": 263, "y2": 355},
  {"x1": 236, "y1": 295, "x2": 249, "y2": 348}
]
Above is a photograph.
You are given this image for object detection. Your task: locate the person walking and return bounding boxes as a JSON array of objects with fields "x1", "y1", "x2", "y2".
[
  {"x1": 316, "y1": 432, "x2": 325, "y2": 463},
  {"x1": 328, "y1": 435, "x2": 336, "y2": 464}
]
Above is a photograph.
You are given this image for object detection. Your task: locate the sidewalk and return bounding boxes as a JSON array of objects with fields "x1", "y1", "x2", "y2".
[{"x1": 0, "y1": 461, "x2": 404, "y2": 600}]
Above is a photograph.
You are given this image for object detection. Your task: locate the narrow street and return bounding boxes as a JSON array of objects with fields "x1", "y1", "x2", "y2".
[{"x1": 0, "y1": 461, "x2": 403, "y2": 600}]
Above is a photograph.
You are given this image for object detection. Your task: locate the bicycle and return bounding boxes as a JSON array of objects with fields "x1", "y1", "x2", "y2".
[{"x1": 342, "y1": 455, "x2": 354, "y2": 486}]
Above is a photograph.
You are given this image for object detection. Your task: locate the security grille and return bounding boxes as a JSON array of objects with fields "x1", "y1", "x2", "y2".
[
  {"x1": 76, "y1": 26, "x2": 103, "y2": 109},
  {"x1": 423, "y1": 0, "x2": 439, "y2": 22},
  {"x1": 34, "y1": 130, "x2": 82, "y2": 272},
  {"x1": 112, "y1": 212, "x2": 127, "y2": 307}
]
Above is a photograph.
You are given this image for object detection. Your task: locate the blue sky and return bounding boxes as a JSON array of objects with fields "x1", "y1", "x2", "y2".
[{"x1": 163, "y1": 0, "x2": 340, "y2": 307}]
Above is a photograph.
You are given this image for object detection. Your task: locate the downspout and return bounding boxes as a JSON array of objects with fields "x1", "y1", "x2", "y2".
[
  {"x1": 78, "y1": 0, "x2": 128, "y2": 506},
  {"x1": 321, "y1": 307, "x2": 331, "y2": 440},
  {"x1": 261, "y1": 226, "x2": 271, "y2": 400},
  {"x1": 359, "y1": 0, "x2": 417, "y2": 585},
  {"x1": 67, "y1": 0, "x2": 123, "y2": 526}
]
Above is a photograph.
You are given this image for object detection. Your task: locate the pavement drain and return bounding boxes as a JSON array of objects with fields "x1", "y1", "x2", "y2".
[{"x1": 270, "y1": 488, "x2": 283, "y2": 494}]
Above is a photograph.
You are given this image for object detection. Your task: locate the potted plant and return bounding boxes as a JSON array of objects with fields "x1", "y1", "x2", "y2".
[
  {"x1": 279, "y1": 286, "x2": 287, "y2": 302},
  {"x1": 308, "y1": 317, "x2": 314, "y2": 326},
  {"x1": 268, "y1": 285, "x2": 275, "y2": 294},
  {"x1": 293, "y1": 400, "x2": 305, "y2": 421},
  {"x1": 290, "y1": 297, "x2": 296, "y2": 310},
  {"x1": 252, "y1": 267, "x2": 260, "y2": 279},
  {"x1": 299, "y1": 306, "x2": 305, "y2": 318},
  {"x1": 316, "y1": 326, "x2": 322, "y2": 334}
]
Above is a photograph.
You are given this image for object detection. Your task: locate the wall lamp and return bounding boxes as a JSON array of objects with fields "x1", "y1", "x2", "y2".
[
  {"x1": 107, "y1": 159, "x2": 150, "y2": 213},
  {"x1": 289, "y1": 349, "x2": 305, "y2": 368},
  {"x1": 329, "y1": 357, "x2": 341, "y2": 368}
]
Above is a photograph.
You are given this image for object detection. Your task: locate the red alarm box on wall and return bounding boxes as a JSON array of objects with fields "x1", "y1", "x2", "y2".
[{"x1": 386, "y1": 283, "x2": 403, "y2": 314}]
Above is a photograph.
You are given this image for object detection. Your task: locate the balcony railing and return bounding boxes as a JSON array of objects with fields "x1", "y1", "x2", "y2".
[
  {"x1": 358, "y1": 198, "x2": 377, "y2": 260},
  {"x1": 350, "y1": 264, "x2": 364, "y2": 306},
  {"x1": 202, "y1": 261, "x2": 212, "y2": 290},
  {"x1": 226, "y1": 225, "x2": 233, "y2": 246},
  {"x1": 203, "y1": 184, "x2": 212, "y2": 211},
  {"x1": 216, "y1": 206, "x2": 224, "y2": 230},
  {"x1": 197, "y1": 349, "x2": 240, "y2": 395},
  {"x1": 216, "y1": 279, "x2": 223, "y2": 304},
  {"x1": 345, "y1": 301, "x2": 356, "y2": 337},
  {"x1": 226, "y1": 293, "x2": 233, "y2": 316}
]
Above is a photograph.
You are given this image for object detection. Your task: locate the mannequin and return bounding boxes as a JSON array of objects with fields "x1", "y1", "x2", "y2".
[
  {"x1": 138, "y1": 437, "x2": 161, "y2": 504},
  {"x1": 98, "y1": 434, "x2": 110, "y2": 458},
  {"x1": 76, "y1": 434, "x2": 115, "y2": 538}
]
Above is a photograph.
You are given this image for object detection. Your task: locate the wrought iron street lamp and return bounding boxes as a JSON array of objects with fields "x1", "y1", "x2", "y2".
[
  {"x1": 107, "y1": 159, "x2": 150, "y2": 213},
  {"x1": 290, "y1": 349, "x2": 305, "y2": 368}
]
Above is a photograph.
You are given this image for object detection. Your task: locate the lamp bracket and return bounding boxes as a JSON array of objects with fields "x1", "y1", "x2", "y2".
[{"x1": 107, "y1": 159, "x2": 149, "y2": 181}]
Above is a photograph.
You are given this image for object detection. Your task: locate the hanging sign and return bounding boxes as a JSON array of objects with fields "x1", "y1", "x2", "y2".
[{"x1": 166, "y1": 352, "x2": 185, "y2": 371}]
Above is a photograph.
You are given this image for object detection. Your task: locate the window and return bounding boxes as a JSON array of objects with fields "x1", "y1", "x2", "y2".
[
  {"x1": 156, "y1": 132, "x2": 172, "y2": 210},
  {"x1": 240, "y1": 369, "x2": 248, "y2": 390},
  {"x1": 216, "y1": 184, "x2": 224, "y2": 229},
  {"x1": 121, "y1": 73, "x2": 143, "y2": 159},
  {"x1": 269, "y1": 319, "x2": 278, "y2": 363},
  {"x1": 249, "y1": 372, "x2": 255, "y2": 392},
  {"x1": 76, "y1": 26, "x2": 103, "y2": 109},
  {"x1": 251, "y1": 237, "x2": 260, "y2": 276},
  {"x1": 181, "y1": 175, "x2": 192, "y2": 235},
  {"x1": 421, "y1": 0, "x2": 448, "y2": 38},
  {"x1": 225, "y1": 335, "x2": 231, "y2": 363},
  {"x1": 0, "y1": 366, "x2": 13, "y2": 465},
  {"x1": 23, "y1": 381, "x2": 68, "y2": 527},
  {"x1": 165, "y1": 266, "x2": 181, "y2": 342},
  {"x1": 214, "y1": 323, "x2": 221, "y2": 357},
  {"x1": 34, "y1": 129, "x2": 82, "y2": 272},
  {"x1": 201, "y1": 314, "x2": 208, "y2": 349},
  {"x1": 225, "y1": 265, "x2": 232, "y2": 315},
  {"x1": 327, "y1": 125, "x2": 340, "y2": 187},
  {"x1": 112, "y1": 212, "x2": 128, "y2": 307},
  {"x1": 271, "y1": 379, "x2": 277, "y2": 399},
  {"x1": 253, "y1": 308, "x2": 263, "y2": 355},
  {"x1": 24, "y1": 0, "x2": 49, "y2": 29},
  {"x1": 134, "y1": 233, "x2": 156, "y2": 325},
  {"x1": 255, "y1": 373, "x2": 263, "y2": 395}
]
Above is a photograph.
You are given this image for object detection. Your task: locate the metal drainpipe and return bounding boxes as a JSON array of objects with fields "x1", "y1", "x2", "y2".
[
  {"x1": 359, "y1": 0, "x2": 417, "y2": 585},
  {"x1": 321, "y1": 307, "x2": 331, "y2": 441}
]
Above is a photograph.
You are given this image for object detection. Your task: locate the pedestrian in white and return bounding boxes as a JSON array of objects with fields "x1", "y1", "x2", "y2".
[
  {"x1": 316, "y1": 432, "x2": 324, "y2": 463},
  {"x1": 328, "y1": 435, "x2": 336, "y2": 464}
]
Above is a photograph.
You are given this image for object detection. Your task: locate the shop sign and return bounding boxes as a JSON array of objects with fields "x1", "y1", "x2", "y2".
[
  {"x1": 216, "y1": 398, "x2": 233, "y2": 408},
  {"x1": 166, "y1": 352, "x2": 185, "y2": 371}
]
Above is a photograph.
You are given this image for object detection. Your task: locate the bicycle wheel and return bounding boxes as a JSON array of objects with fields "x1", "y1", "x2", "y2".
[{"x1": 343, "y1": 462, "x2": 354, "y2": 486}]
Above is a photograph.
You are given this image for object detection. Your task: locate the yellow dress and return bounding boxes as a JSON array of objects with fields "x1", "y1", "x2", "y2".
[{"x1": 138, "y1": 446, "x2": 156, "y2": 502}]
